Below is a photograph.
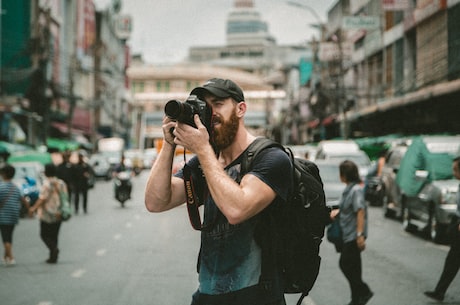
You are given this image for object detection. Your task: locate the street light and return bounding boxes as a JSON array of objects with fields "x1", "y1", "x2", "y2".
[
  {"x1": 287, "y1": 0, "x2": 349, "y2": 139},
  {"x1": 286, "y1": 1, "x2": 324, "y2": 27}
]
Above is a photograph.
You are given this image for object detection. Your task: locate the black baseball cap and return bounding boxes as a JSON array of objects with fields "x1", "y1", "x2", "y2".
[{"x1": 191, "y1": 78, "x2": 244, "y2": 102}]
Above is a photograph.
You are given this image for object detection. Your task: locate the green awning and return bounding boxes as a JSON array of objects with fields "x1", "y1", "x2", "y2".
[
  {"x1": 0, "y1": 141, "x2": 32, "y2": 154},
  {"x1": 47, "y1": 138, "x2": 80, "y2": 152},
  {"x1": 8, "y1": 150, "x2": 52, "y2": 165}
]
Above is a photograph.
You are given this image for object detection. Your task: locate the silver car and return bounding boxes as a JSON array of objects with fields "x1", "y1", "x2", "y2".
[
  {"x1": 315, "y1": 160, "x2": 344, "y2": 206},
  {"x1": 399, "y1": 136, "x2": 460, "y2": 243},
  {"x1": 89, "y1": 154, "x2": 112, "y2": 180}
]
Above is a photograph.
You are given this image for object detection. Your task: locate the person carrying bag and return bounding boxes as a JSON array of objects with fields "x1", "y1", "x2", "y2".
[{"x1": 30, "y1": 164, "x2": 68, "y2": 264}]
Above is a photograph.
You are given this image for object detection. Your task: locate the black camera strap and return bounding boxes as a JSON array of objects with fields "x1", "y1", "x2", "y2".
[{"x1": 183, "y1": 162, "x2": 213, "y2": 231}]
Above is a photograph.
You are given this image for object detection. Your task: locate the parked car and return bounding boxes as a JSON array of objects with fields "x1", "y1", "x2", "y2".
[
  {"x1": 315, "y1": 140, "x2": 360, "y2": 157},
  {"x1": 316, "y1": 147, "x2": 372, "y2": 180},
  {"x1": 88, "y1": 153, "x2": 112, "y2": 180},
  {"x1": 397, "y1": 136, "x2": 460, "y2": 243},
  {"x1": 381, "y1": 143, "x2": 409, "y2": 218},
  {"x1": 123, "y1": 149, "x2": 144, "y2": 175},
  {"x1": 315, "y1": 160, "x2": 344, "y2": 206},
  {"x1": 142, "y1": 148, "x2": 158, "y2": 169},
  {"x1": 287, "y1": 144, "x2": 317, "y2": 161}
]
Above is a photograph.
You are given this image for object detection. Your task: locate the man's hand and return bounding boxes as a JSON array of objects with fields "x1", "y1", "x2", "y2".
[
  {"x1": 173, "y1": 115, "x2": 210, "y2": 155},
  {"x1": 162, "y1": 116, "x2": 177, "y2": 146}
]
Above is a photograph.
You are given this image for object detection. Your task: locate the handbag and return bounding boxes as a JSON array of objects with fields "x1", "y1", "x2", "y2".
[
  {"x1": 55, "y1": 181, "x2": 72, "y2": 221},
  {"x1": 327, "y1": 217, "x2": 343, "y2": 252}
]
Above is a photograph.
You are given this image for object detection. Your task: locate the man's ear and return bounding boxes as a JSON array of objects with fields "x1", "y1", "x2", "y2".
[{"x1": 236, "y1": 101, "x2": 246, "y2": 117}]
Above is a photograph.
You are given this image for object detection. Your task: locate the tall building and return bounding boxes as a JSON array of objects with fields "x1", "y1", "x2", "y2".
[
  {"x1": 226, "y1": 0, "x2": 276, "y2": 46},
  {"x1": 188, "y1": 0, "x2": 311, "y2": 77}
]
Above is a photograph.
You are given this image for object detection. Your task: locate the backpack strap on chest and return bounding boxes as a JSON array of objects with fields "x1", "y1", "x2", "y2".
[{"x1": 239, "y1": 138, "x2": 286, "y2": 179}]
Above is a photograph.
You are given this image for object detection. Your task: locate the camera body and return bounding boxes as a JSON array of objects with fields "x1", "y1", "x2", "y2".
[{"x1": 164, "y1": 95, "x2": 212, "y2": 130}]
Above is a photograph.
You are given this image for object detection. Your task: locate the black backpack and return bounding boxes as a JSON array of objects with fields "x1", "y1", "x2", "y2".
[{"x1": 240, "y1": 138, "x2": 331, "y2": 305}]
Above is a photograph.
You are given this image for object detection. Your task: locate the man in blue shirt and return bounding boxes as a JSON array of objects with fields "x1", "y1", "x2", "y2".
[
  {"x1": 144, "y1": 78, "x2": 291, "y2": 305},
  {"x1": 424, "y1": 156, "x2": 460, "y2": 301}
]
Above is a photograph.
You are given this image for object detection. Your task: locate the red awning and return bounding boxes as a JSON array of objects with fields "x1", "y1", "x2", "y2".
[
  {"x1": 307, "y1": 118, "x2": 320, "y2": 129},
  {"x1": 51, "y1": 122, "x2": 89, "y2": 135},
  {"x1": 322, "y1": 115, "x2": 337, "y2": 126}
]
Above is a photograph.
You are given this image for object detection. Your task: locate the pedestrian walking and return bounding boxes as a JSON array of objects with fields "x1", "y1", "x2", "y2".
[
  {"x1": 424, "y1": 156, "x2": 460, "y2": 301},
  {"x1": 332, "y1": 160, "x2": 373, "y2": 305},
  {"x1": 145, "y1": 78, "x2": 292, "y2": 305},
  {"x1": 29, "y1": 163, "x2": 67, "y2": 264},
  {"x1": 0, "y1": 164, "x2": 30, "y2": 266},
  {"x1": 56, "y1": 151, "x2": 75, "y2": 203},
  {"x1": 74, "y1": 151, "x2": 92, "y2": 214}
]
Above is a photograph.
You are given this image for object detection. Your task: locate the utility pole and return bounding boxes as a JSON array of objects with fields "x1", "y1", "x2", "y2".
[{"x1": 28, "y1": 0, "x2": 51, "y2": 145}]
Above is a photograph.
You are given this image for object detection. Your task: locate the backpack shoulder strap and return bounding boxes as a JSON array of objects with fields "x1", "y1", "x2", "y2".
[{"x1": 240, "y1": 138, "x2": 286, "y2": 178}]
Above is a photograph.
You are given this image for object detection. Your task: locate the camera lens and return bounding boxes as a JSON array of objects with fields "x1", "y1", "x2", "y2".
[{"x1": 164, "y1": 100, "x2": 182, "y2": 119}]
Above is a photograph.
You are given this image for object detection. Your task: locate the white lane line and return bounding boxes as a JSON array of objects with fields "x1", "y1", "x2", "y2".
[
  {"x1": 71, "y1": 268, "x2": 86, "y2": 278},
  {"x1": 37, "y1": 302, "x2": 53, "y2": 305},
  {"x1": 134, "y1": 214, "x2": 141, "y2": 220},
  {"x1": 113, "y1": 233, "x2": 122, "y2": 240},
  {"x1": 125, "y1": 222, "x2": 133, "y2": 228},
  {"x1": 96, "y1": 249, "x2": 107, "y2": 257}
]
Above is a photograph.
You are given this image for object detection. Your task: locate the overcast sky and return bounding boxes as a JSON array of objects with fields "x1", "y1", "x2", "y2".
[{"x1": 114, "y1": 0, "x2": 337, "y2": 64}]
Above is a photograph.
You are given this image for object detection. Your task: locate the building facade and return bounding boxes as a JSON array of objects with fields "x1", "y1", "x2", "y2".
[
  {"x1": 307, "y1": 0, "x2": 460, "y2": 140},
  {"x1": 0, "y1": 0, "x2": 130, "y2": 150},
  {"x1": 127, "y1": 59, "x2": 283, "y2": 149}
]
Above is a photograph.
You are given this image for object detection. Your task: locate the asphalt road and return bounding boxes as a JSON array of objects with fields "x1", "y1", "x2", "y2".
[{"x1": 1, "y1": 170, "x2": 459, "y2": 305}]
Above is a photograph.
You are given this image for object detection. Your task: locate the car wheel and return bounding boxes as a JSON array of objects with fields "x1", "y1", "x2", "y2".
[{"x1": 402, "y1": 205, "x2": 416, "y2": 233}]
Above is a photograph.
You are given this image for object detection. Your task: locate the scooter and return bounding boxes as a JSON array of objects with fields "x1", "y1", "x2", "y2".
[{"x1": 114, "y1": 171, "x2": 132, "y2": 207}]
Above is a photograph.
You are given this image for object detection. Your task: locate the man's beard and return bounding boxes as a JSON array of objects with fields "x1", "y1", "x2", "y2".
[{"x1": 212, "y1": 110, "x2": 239, "y2": 150}]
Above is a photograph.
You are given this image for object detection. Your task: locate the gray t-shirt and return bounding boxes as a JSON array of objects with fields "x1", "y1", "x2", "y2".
[{"x1": 338, "y1": 183, "x2": 368, "y2": 243}]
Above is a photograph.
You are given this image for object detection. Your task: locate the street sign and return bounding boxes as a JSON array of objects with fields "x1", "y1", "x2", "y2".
[{"x1": 342, "y1": 16, "x2": 380, "y2": 30}]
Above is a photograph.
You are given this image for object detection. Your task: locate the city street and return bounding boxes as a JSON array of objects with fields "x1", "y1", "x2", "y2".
[{"x1": 1, "y1": 170, "x2": 459, "y2": 305}]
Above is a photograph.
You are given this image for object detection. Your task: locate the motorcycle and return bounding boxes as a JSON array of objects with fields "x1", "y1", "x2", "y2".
[{"x1": 114, "y1": 171, "x2": 132, "y2": 207}]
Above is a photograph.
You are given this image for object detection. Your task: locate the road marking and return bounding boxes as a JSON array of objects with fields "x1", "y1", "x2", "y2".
[
  {"x1": 96, "y1": 249, "x2": 107, "y2": 256},
  {"x1": 125, "y1": 222, "x2": 133, "y2": 228},
  {"x1": 134, "y1": 214, "x2": 141, "y2": 220},
  {"x1": 71, "y1": 269, "x2": 86, "y2": 278},
  {"x1": 113, "y1": 233, "x2": 122, "y2": 240},
  {"x1": 37, "y1": 302, "x2": 53, "y2": 305}
]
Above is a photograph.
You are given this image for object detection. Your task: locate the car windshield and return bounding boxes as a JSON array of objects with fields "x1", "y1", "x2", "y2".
[
  {"x1": 328, "y1": 154, "x2": 371, "y2": 166},
  {"x1": 317, "y1": 164, "x2": 341, "y2": 183},
  {"x1": 425, "y1": 141, "x2": 460, "y2": 154}
]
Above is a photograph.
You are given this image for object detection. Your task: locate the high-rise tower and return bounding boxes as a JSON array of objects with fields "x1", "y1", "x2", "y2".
[{"x1": 226, "y1": 0, "x2": 276, "y2": 46}]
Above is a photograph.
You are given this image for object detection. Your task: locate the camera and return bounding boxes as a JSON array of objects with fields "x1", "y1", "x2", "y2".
[{"x1": 164, "y1": 95, "x2": 212, "y2": 130}]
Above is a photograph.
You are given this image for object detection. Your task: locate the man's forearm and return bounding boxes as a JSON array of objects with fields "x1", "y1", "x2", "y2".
[{"x1": 145, "y1": 141, "x2": 178, "y2": 212}]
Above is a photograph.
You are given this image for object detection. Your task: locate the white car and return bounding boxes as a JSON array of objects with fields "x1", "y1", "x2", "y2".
[{"x1": 89, "y1": 154, "x2": 112, "y2": 180}]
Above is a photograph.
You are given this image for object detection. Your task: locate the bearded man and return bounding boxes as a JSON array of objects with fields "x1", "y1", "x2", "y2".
[{"x1": 145, "y1": 78, "x2": 292, "y2": 305}]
